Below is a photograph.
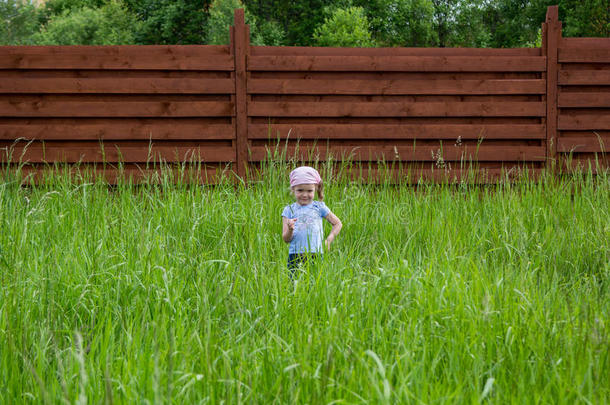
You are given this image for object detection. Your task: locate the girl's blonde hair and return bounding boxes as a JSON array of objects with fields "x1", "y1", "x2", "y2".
[{"x1": 317, "y1": 180, "x2": 324, "y2": 201}]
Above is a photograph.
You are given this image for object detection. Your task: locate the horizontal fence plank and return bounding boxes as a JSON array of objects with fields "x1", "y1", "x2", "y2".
[
  {"x1": 559, "y1": 70, "x2": 610, "y2": 85},
  {"x1": 1, "y1": 143, "x2": 235, "y2": 163},
  {"x1": 0, "y1": 121, "x2": 234, "y2": 140},
  {"x1": 15, "y1": 164, "x2": 232, "y2": 185},
  {"x1": 248, "y1": 56, "x2": 546, "y2": 72},
  {"x1": 558, "y1": 47, "x2": 610, "y2": 63},
  {"x1": 250, "y1": 144, "x2": 546, "y2": 162},
  {"x1": 0, "y1": 78, "x2": 235, "y2": 94},
  {"x1": 251, "y1": 46, "x2": 541, "y2": 57},
  {"x1": 248, "y1": 101, "x2": 546, "y2": 117},
  {"x1": 14, "y1": 164, "x2": 542, "y2": 185},
  {"x1": 249, "y1": 124, "x2": 545, "y2": 140},
  {"x1": 557, "y1": 136, "x2": 609, "y2": 153},
  {"x1": 561, "y1": 38, "x2": 610, "y2": 47},
  {"x1": 558, "y1": 92, "x2": 610, "y2": 108},
  {"x1": 559, "y1": 114, "x2": 610, "y2": 130},
  {"x1": 559, "y1": 157, "x2": 608, "y2": 173},
  {"x1": 248, "y1": 79, "x2": 545, "y2": 95},
  {"x1": 0, "y1": 46, "x2": 234, "y2": 70},
  {"x1": 248, "y1": 164, "x2": 543, "y2": 184},
  {"x1": 0, "y1": 101, "x2": 234, "y2": 117}
]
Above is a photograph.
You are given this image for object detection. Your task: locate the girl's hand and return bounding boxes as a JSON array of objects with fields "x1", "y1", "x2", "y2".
[
  {"x1": 325, "y1": 236, "x2": 334, "y2": 250},
  {"x1": 288, "y1": 218, "x2": 297, "y2": 231}
]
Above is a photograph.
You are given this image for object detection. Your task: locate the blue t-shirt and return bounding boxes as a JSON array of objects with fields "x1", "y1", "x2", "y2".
[{"x1": 282, "y1": 201, "x2": 330, "y2": 254}]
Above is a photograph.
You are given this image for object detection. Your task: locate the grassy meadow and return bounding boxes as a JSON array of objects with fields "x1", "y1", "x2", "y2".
[{"x1": 0, "y1": 161, "x2": 608, "y2": 404}]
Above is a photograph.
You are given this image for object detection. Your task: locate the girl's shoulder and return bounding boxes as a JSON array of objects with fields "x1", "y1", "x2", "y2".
[
  {"x1": 312, "y1": 200, "x2": 330, "y2": 215},
  {"x1": 281, "y1": 202, "x2": 298, "y2": 216}
]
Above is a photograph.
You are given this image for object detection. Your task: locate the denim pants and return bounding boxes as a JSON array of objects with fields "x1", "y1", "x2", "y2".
[{"x1": 287, "y1": 253, "x2": 321, "y2": 278}]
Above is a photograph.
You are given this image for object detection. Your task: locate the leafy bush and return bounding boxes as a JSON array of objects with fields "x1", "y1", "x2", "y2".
[
  {"x1": 31, "y1": 1, "x2": 139, "y2": 45},
  {"x1": 131, "y1": 0, "x2": 208, "y2": 45},
  {"x1": 313, "y1": 6, "x2": 375, "y2": 47},
  {"x1": 0, "y1": 0, "x2": 42, "y2": 45}
]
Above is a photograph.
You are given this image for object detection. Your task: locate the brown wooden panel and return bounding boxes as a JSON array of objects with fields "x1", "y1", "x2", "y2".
[
  {"x1": 0, "y1": 120, "x2": 234, "y2": 140},
  {"x1": 559, "y1": 70, "x2": 610, "y2": 85},
  {"x1": 559, "y1": 114, "x2": 610, "y2": 130},
  {"x1": 557, "y1": 136, "x2": 609, "y2": 153},
  {"x1": 0, "y1": 101, "x2": 234, "y2": 117},
  {"x1": 0, "y1": 46, "x2": 234, "y2": 70},
  {"x1": 249, "y1": 144, "x2": 546, "y2": 162},
  {"x1": 248, "y1": 163, "x2": 543, "y2": 184},
  {"x1": 15, "y1": 164, "x2": 232, "y2": 185},
  {"x1": 0, "y1": 78, "x2": 235, "y2": 94},
  {"x1": 558, "y1": 47, "x2": 610, "y2": 63},
  {"x1": 249, "y1": 123, "x2": 545, "y2": 140},
  {"x1": 250, "y1": 71, "x2": 544, "y2": 81},
  {"x1": 561, "y1": 38, "x2": 610, "y2": 47},
  {"x1": 2, "y1": 142, "x2": 235, "y2": 163},
  {"x1": 250, "y1": 46, "x2": 541, "y2": 57},
  {"x1": 558, "y1": 92, "x2": 610, "y2": 107},
  {"x1": 559, "y1": 154, "x2": 609, "y2": 171},
  {"x1": 248, "y1": 101, "x2": 545, "y2": 117},
  {"x1": 248, "y1": 79, "x2": 545, "y2": 95},
  {"x1": 248, "y1": 56, "x2": 546, "y2": 72}
]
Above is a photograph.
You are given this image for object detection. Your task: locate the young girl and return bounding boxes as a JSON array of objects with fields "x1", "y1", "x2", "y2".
[{"x1": 281, "y1": 166, "x2": 342, "y2": 274}]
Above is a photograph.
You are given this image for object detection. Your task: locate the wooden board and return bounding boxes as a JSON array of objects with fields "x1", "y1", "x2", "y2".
[
  {"x1": 0, "y1": 120, "x2": 234, "y2": 140},
  {"x1": 13, "y1": 164, "x2": 233, "y2": 185},
  {"x1": 0, "y1": 46, "x2": 234, "y2": 70},
  {"x1": 251, "y1": 46, "x2": 541, "y2": 57},
  {"x1": 0, "y1": 78, "x2": 235, "y2": 94},
  {"x1": 248, "y1": 79, "x2": 545, "y2": 95},
  {"x1": 558, "y1": 92, "x2": 610, "y2": 108},
  {"x1": 248, "y1": 101, "x2": 546, "y2": 117},
  {"x1": 1, "y1": 142, "x2": 235, "y2": 163},
  {"x1": 249, "y1": 144, "x2": 546, "y2": 162},
  {"x1": 559, "y1": 70, "x2": 610, "y2": 85},
  {"x1": 557, "y1": 136, "x2": 610, "y2": 153},
  {"x1": 0, "y1": 101, "x2": 234, "y2": 117},
  {"x1": 558, "y1": 47, "x2": 610, "y2": 63},
  {"x1": 248, "y1": 56, "x2": 546, "y2": 72},
  {"x1": 559, "y1": 114, "x2": 610, "y2": 130},
  {"x1": 249, "y1": 124, "x2": 545, "y2": 140}
]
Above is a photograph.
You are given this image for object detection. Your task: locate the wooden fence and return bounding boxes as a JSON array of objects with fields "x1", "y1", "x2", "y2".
[{"x1": 0, "y1": 6, "x2": 607, "y2": 183}]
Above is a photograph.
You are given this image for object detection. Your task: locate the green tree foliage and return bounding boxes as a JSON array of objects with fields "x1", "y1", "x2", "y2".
[
  {"x1": 0, "y1": 0, "x2": 42, "y2": 44},
  {"x1": 313, "y1": 6, "x2": 374, "y2": 47},
  {"x1": 562, "y1": 0, "x2": 609, "y2": 37},
  {"x1": 127, "y1": 0, "x2": 210, "y2": 44},
  {"x1": 246, "y1": 0, "x2": 329, "y2": 46},
  {"x1": 41, "y1": 0, "x2": 106, "y2": 17},
  {"x1": 31, "y1": 1, "x2": 139, "y2": 45},
  {"x1": 477, "y1": 0, "x2": 544, "y2": 48},
  {"x1": 449, "y1": 0, "x2": 492, "y2": 47},
  {"x1": 207, "y1": 0, "x2": 284, "y2": 45},
  {"x1": 355, "y1": 0, "x2": 436, "y2": 46}
]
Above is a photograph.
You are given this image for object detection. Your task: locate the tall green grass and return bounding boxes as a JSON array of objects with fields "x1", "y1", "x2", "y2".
[{"x1": 0, "y1": 161, "x2": 608, "y2": 404}]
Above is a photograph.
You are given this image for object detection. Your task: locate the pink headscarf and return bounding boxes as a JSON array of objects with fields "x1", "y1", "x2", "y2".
[{"x1": 289, "y1": 166, "x2": 321, "y2": 187}]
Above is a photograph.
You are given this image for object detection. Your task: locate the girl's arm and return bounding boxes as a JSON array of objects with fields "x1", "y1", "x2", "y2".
[
  {"x1": 324, "y1": 212, "x2": 342, "y2": 250},
  {"x1": 282, "y1": 217, "x2": 297, "y2": 243}
]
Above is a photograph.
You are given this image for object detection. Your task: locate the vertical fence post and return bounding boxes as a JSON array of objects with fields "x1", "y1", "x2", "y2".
[
  {"x1": 232, "y1": 9, "x2": 249, "y2": 180},
  {"x1": 543, "y1": 5, "x2": 561, "y2": 171}
]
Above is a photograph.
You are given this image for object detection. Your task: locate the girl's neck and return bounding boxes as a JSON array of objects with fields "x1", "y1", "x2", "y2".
[{"x1": 295, "y1": 200, "x2": 314, "y2": 206}]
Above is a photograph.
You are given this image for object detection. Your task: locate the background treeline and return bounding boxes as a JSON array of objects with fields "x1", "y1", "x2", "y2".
[{"x1": 1, "y1": 0, "x2": 608, "y2": 47}]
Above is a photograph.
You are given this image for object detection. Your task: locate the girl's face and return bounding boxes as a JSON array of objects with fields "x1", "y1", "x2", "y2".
[{"x1": 292, "y1": 183, "x2": 316, "y2": 206}]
